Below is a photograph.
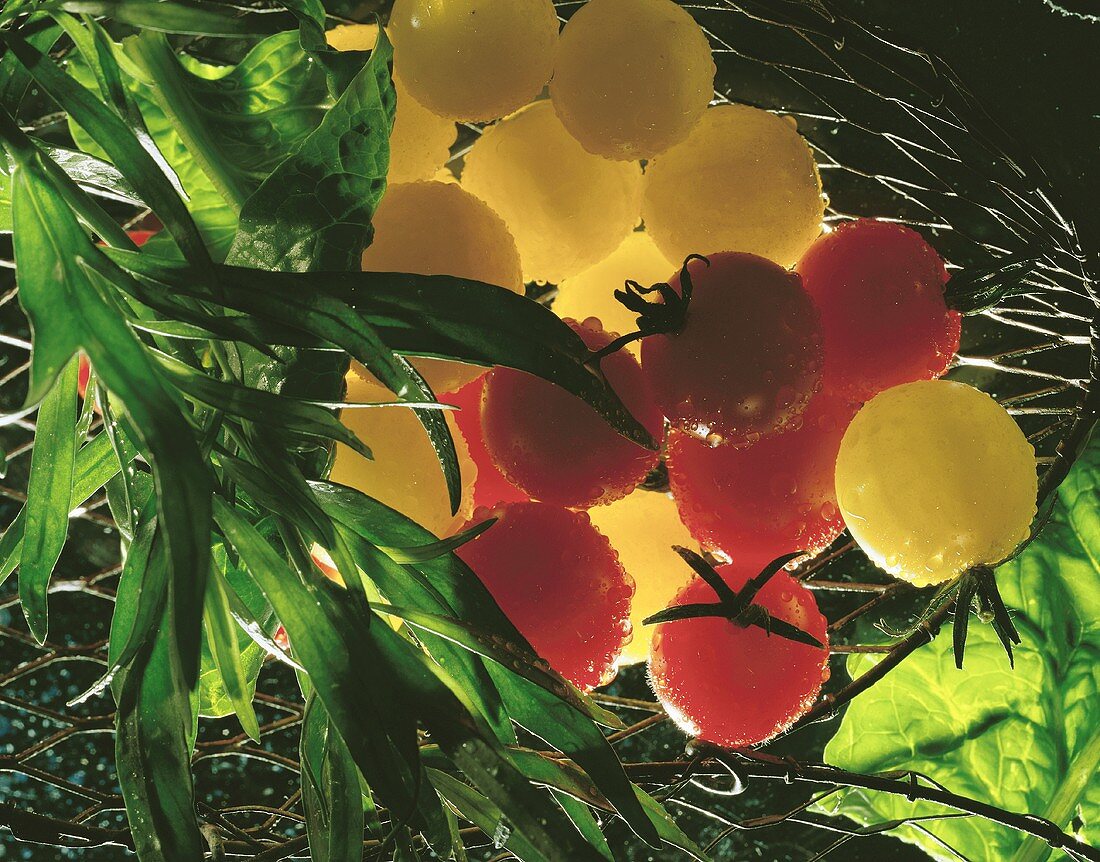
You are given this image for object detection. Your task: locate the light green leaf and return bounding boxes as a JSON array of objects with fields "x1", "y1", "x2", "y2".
[{"x1": 822, "y1": 432, "x2": 1100, "y2": 861}]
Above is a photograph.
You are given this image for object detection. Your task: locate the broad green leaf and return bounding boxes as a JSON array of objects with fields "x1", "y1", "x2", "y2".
[
  {"x1": 0, "y1": 429, "x2": 137, "y2": 586},
  {"x1": 201, "y1": 560, "x2": 261, "y2": 741},
  {"x1": 226, "y1": 28, "x2": 392, "y2": 272},
  {"x1": 6, "y1": 140, "x2": 212, "y2": 685},
  {"x1": 19, "y1": 356, "x2": 78, "y2": 642},
  {"x1": 2, "y1": 28, "x2": 211, "y2": 268},
  {"x1": 822, "y1": 431, "x2": 1100, "y2": 861},
  {"x1": 301, "y1": 693, "x2": 365, "y2": 862},
  {"x1": 113, "y1": 596, "x2": 204, "y2": 862},
  {"x1": 120, "y1": 30, "x2": 331, "y2": 216}
]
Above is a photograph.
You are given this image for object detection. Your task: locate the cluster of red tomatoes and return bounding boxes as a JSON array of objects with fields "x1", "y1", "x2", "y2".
[{"x1": 445, "y1": 220, "x2": 961, "y2": 748}]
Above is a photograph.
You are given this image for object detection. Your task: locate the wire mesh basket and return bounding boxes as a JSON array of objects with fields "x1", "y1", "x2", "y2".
[{"x1": 0, "y1": 1, "x2": 1096, "y2": 860}]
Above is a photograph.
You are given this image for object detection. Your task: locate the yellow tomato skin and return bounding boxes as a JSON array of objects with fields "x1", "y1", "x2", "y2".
[
  {"x1": 388, "y1": 0, "x2": 559, "y2": 122},
  {"x1": 587, "y1": 490, "x2": 699, "y2": 665},
  {"x1": 361, "y1": 181, "x2": 523, "y2": 393},
  {"x1": 326, "y1": 24, "x2": 456, "y2": 183},
  {"x1": 641, "y1": 104, "x2": 824, "y2": 267},
  {"x1": 834, "y1": 380, "x2": 1037, "y2": 587},
  {"x1": 550, "y1": 0, "x2": 715, "y2": 160},
  {"x1": 553, "y1": 232, "x2": 675, "y2": 354},
  {"x1": 330, "y1": 369, "x2": 478, "y2": 538},
  {"x1": 462, "y1": 100, "x2": 643, "y2": 284}
]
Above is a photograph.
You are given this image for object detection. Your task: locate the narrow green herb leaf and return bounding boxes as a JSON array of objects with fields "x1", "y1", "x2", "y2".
[
  {"x1": 202, "y1": 561, "x2": 261, "y2": 741},
  {"x1": 301, "y1": 693, "x2": 365, "y2": 862},
  {"x1": 554, "y1": 791, "x2": 615, "y2": 862},
  {"x1": 1, "y1": 142, "x2": 142, "y2": 232},
  {"x1": 0, "y1": 19, "x2": 59, "y2": 112},
  {"x1": 212, "y1": 498, "x2": 442, "y2": 838},
  {"x1": 7, "y1": 142, "x2": 211, "y2": 686},
  {"x1": 1, "y1": 28, "x2": 211, "y2": 268},
  {"x1": 427, "y1": 769, "x2": 556, "y2": 862},
  {"x1": 19, "y1": 356, "x2": 79, "y2": 643},
  {"x1": 370, "y1": 618, "x2": 605, "y2": 862},
  {"x1": 311, "y1": 481, "x2": 662, "y2": 847},
  {"x1": 105, "y1": 252, "x2": 657, "y2": 449},
  {"x1": 1, "y1": 430, "x2": 137, "y2": 587},
  {"x1": 152, "y1": 348, "x2": 373, "y2": 459},
  {"x1": 56, "y1": 1, "x2": 297, "y2": 36},
  {"x1": 75, "y1": 512, "x2": 166, "y2": 706},
  {"x1": 114, "y1": 598, "x2": 204, "y2": 862}
]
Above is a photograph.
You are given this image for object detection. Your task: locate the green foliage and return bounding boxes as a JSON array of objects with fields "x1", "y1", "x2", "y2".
[{"x1": 823, "y1": 431, "x2": 1100, "y2": 861}]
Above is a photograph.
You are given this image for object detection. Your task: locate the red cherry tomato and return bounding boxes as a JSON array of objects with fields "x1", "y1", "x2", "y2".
[
  {"x1": 455, "y1": 501, "x2": 634, "y2": 690},
  {"x1": 640, "y1": 252, "x2": 823, "y2": 446},
  {"x1": 482, "y1": 318, "x2": 664, "y2": 508},
  {"x1": 446, "y1": 377, "x2": 528, "y2": 509},
  {"x1": 796, "y1": 219, "x2": 960, "y2": 404},
  {"x1": 649, "y1": 563, "x2": 829, "y2": 748},
  {"x1": 667, "y1": 392, "x2": 855, "y2": 562}
]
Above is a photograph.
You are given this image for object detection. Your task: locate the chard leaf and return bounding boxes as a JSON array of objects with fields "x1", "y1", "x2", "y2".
[{"x1": 822, "y1": 432, "x2": 1100, "y2": 861}]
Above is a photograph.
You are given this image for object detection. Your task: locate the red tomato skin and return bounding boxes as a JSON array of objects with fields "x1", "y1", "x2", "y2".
[
  {"x1": 649, "y1": 564, "x2": 829, "y2": 748},
  {"x1": 482, "y1": 318, "x2": 664, "y2": 508},
  {"x1": 455, "y1": 501, "x2": 634, "y2": 690},
  {"x1": 796, "y1": 219, "x2": 960, "y2": 404},
  {"x1": 667, "y1": 391, "x2": 855, "y2": 562},
  {"x1": 447, "y1": 377, "x2": 528, "y2": 509},
  {"x1": 640, "y1": 252, "x2": 823, "y2": 446}
]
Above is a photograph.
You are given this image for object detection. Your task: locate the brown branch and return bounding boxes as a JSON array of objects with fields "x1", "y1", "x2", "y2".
[{"x1": 0, "y1": 803, "x2": 135, "y2": 851}]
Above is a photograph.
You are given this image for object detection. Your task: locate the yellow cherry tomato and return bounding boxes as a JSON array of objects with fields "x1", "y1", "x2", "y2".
[
  {"x1": 388, "y1": 0, "x2": 560, "y2": 122},
  {"x1": 551, "y1": 0, "x2": 715, "y2": 160},
  {"x1": 553, "y1": 231, "x2": 675, "y2": 354},
  {"x1": 834, "y1": 380, "x2": 1037, "y2": 587},
  {"x1": 330, "y1": 368, "x2": 478, "y2": 538},
  {"x1": 326, "y1": 24, "x2": 457, "y2": 184},
  {"x1": 361, "y1": 181, "x2": 523, "y2": 393},
  {"x1": 587, "y1": 489, "x2": 698, "y2": 666},
  {"x1": 462, "y1": 100, "x2": 643, "y2": 284},
  {"x1": 641, "y1": 104, "x2": 824, "y2": 267}
]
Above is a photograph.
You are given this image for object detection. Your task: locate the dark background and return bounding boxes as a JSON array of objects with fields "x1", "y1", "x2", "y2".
[{"x1": 838, "y1": 0, "x2": 1099, "y2": 261}]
